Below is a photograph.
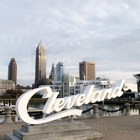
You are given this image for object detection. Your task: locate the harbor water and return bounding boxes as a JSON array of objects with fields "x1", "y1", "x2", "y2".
[
  {"x1": 0, "y1": 101, "x2": 139, "y2": 122},
  {"x1": 28, "y1": 102, "x2": 139, "y2": 117}
]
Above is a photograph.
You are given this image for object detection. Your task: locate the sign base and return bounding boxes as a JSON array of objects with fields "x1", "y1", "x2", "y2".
[{"x1": 6, "y1": 120, "x2": 103, "y2": 140}]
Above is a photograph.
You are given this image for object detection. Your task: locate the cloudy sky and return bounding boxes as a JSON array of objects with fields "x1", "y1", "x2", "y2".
[{"x1": 0, "y1": 0, "x2": 140, "y2": 86}]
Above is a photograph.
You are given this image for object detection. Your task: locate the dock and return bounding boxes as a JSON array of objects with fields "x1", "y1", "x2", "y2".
[{"x1": 0, "y1": 115, "x2": 140, "y2": 140}]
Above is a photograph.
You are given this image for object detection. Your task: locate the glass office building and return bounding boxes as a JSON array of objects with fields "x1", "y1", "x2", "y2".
[{"x1": 55, "y1": 62, "x2": 64, "y2": 81}]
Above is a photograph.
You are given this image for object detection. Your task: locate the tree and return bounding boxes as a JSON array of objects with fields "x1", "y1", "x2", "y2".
[{"x1": 5, "y1": 89, "x2": 24, "y2": 98}]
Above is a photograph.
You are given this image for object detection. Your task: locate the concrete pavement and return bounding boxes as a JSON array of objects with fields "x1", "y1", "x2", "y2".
[
  {"x1": 1, "y1": 115, "x2": 140, "y2": 140},
  {"x1": 80, "y1": 115, "x2": 140, "y2": 140}
]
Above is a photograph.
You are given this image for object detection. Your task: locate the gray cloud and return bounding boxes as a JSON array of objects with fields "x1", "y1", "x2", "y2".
[{"x1": 0, "y1": 0, "x2": 140, "y2": 85}]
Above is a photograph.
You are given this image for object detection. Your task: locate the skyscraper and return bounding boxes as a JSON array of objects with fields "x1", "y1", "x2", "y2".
[
  {"x1": 49, "y1": 63, "x2": 54, "y2": 81},
  {"x1": 35, "y1": 41, "x2": 46, "y2": 83},
  {"x1": 8, "y1": 58, "x2": 17, "y2": 86},
  {"x1": 79, "y1": 61, "x2": 96, "y2": 80},
  {"x1": 55, "y1": 62, "x2": 64, "y2": 81}
]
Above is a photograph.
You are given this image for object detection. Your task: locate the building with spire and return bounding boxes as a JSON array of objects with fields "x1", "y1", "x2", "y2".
[
  {"x1": 35, "y1": 41, "x2": 46, "y2": 84},
  {"x1": 8, "y1": 58, "x2": 17, "y2": 86},
  {"x1": 49, "y1": 63, "x2": 54, "y2": 81}
]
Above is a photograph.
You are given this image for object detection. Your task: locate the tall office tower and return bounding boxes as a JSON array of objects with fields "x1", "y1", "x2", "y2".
[
  {"x1": 79, "y1": 61, "x2": 96, "y2": 80},
  {"x1": 49, "y1": 63, "x2": 54, "y2": 81},
  {"x1": 8, "y1": 58, "x2": 17, "y2": 86},
  {"x1": 54, "y1": 62, "x2": 64, "y2": 81},
  {"x1": 35, "y1": 41, "x2": 46, "y2": 83}
]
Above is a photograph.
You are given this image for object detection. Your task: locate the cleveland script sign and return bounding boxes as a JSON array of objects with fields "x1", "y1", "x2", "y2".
[{"x1": 16, "y1": 80, "x2": 125, "y2": 124}]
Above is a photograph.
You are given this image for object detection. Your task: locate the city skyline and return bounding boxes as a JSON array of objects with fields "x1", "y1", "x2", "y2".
[{"x1": 0, "y1": 0, "x2": 140, "y2": 86}]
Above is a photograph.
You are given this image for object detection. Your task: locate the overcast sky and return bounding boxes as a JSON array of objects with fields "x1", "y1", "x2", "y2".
[{"x1": 0, "y1": 0, "x2": 140, "y2": 86}]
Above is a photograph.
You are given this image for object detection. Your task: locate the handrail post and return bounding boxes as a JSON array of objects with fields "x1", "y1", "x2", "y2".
[
  {"x1": 2, "y1": 107, "x2": 14, "y2": 124},
  {"x1": 70, "y1": 115, "x2": 74, "y2": 122},
  {"x1": 124, "y1": 103, "x2": 131, "y2": 116},
  {"x1": 92, "y1": 104, "x2": 100, "y2": 119}
]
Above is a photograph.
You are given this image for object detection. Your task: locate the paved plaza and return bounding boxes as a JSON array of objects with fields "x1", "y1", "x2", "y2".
[{"x1": 0, "y1": 115, "x2": 140, "y2": 140}]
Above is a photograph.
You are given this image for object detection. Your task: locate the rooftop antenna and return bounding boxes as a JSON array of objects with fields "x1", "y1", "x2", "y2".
[{"x1": 82, "y1": 71, "x2": 86, "y2": 80}]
